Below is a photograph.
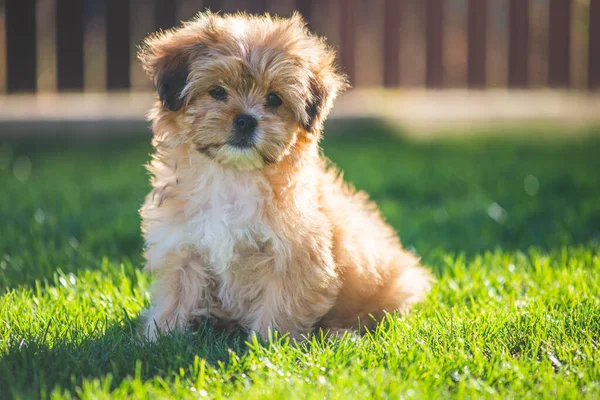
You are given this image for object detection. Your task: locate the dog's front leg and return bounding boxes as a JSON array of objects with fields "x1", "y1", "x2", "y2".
[
  {"x1": 141, "y1": 251, "x2": 214, "y2": 341},
  {"x1": 247, "y1": 258, "x2": 340, "y2": 341}
]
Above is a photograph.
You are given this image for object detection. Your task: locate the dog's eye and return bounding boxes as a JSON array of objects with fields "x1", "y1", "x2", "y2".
[
  {"x1": 266, "y1": 92, "x2": 282, "y2": 108},
  {"x1": 209, "y1": 86, "x2": 227, "y2": 101}
]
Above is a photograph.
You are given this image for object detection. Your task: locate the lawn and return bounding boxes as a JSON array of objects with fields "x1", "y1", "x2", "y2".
[{"x1": 1, "y1": 121, "x2": 599, "y2": 399}]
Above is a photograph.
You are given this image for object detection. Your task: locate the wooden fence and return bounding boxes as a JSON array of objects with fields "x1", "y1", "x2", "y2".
[{"x1": 3, "y1": 0, "x2": 600, "y2": 93}]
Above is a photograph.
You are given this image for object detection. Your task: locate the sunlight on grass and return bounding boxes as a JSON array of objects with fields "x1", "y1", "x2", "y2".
[{"x1": 1, "y1": 124, "x2": 599, "y2": 398}]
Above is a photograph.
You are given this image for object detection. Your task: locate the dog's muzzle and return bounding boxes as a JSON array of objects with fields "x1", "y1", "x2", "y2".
[{"x1": 229, "y1": 114, "x2": 258, "y2": 148}]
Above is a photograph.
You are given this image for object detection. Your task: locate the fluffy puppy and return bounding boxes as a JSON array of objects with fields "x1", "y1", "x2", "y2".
[{"x1": 138, "y1": 12, "x2": 431, "y2": 341}]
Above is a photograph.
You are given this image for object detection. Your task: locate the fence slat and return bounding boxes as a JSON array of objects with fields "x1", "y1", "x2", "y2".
[
  {"x1": 56, "y1": 0, "x2": 85, "y2": 91},
  {"x1": 203, "y1": 0, "x2": 224, "y2": 12},
  {"x1": 5, "y1": 0, "x2": 37, "y2": 93},
  {"x1": 106, "y1": 0, "x2": 131, "y2": 90},
  {"x1": 426, "y1": 0, "x2": 444, "y2": 87},
  {"x1": 467, "y1": 0, "x2": 487, "y2": 88},
  {"x1": 548, "y1": 0, "x2": 572, "y2": 87},
  {"x1": 154, "y1": 0, "x2": 177, "y2": 31},
  {"x1": 590, "y1": 0, "x2": 600, "y2": 90},
  {"x1": 383, "y1": 0, "x2": 402, "y2": 87},
  {"x1": 244, "y1": 0, "x2": 267, "y2": 14},
  {"x1": 295, "y1": 0, "x2": 314, "y2": 29},
  {"x1": 508, "y1": 0, "x2": 529, "y2": 88},
  {"x1": 340, "y1": 0, "x2": 357, "y2": 85}
]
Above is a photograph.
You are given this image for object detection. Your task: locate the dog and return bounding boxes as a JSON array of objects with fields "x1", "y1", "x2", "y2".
[{"x1": 138, "y1": 12, "x2": 431, "y2": 341}]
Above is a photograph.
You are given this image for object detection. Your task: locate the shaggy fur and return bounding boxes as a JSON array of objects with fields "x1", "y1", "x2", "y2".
[{"x1": 139, "y1": 12, "x2": 431, "y2": 341}]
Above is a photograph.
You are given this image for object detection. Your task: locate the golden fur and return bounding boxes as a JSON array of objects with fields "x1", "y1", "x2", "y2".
[{"x1": 138, "y1": 12, "x2": 431, "y2": 340}]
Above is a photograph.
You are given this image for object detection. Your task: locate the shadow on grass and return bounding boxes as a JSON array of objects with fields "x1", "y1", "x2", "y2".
[{"x1": 0, "y1": 315, "x2": 250, "y2": 398}]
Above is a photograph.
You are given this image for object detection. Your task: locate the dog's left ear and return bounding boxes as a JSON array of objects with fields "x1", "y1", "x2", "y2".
[
  {"x1": 138, "y1": 32, "x2": 194, "y2": 112},
  {"x1": 303, "y1": 61, "x2": 348, "y2": 134}
]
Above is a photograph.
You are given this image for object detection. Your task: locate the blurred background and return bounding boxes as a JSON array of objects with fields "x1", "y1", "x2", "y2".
[
  {"x1": 0, "y1": 0, "x2": 598, "y2": 134},
  {"x1": 1, "y1": 0, "x2": 599, "y2": 299},
  {"x1": 3, "y1": 4, "x2": 600, "y2": 398}
]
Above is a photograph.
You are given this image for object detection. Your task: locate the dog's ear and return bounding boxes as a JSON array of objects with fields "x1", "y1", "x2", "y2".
[
  {"x1": 138, "y1": 32, "x2": 193, "y2": 112},
  {"x1": 303, "y1": 60, "x2": 348, "y2": 134},
  {"x1": 156, "y1": 60, "x2": 189, "y2": 112},
  {"x1": 303, "y1": 77, "x2": 326, "y2": 133}
]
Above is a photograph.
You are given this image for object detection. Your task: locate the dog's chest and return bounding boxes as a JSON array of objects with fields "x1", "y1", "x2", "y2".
[{"x1": 182, "y1": 170, "x2": 279, "y2": 274}]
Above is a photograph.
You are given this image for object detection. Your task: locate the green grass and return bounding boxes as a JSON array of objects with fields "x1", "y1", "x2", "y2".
[{"x1": 1, "y1": 122, "x2": 599, "y2": 399}]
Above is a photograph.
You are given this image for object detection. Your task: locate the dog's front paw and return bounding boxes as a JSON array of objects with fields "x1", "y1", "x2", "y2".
[
  {"x1": 138, "y1": 310, "x2": 162, "y2": 342},
  {"x1": 139, "y1": 308, "x2": 190, "y2": 341}
]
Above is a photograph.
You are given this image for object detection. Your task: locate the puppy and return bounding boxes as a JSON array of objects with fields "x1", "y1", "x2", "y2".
[{"x1": 138, "y1": 12, "x2": 431, "y2": 341}]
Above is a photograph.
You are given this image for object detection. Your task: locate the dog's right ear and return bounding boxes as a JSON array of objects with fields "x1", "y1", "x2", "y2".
[
  {"x1": 156, "y1": 60, "x2": 189, "y2": 112},
  {"x1": 138, "y1": 32, "x2": 191, "y2": 112}
]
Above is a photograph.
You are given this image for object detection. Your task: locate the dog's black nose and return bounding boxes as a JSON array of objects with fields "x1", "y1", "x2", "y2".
[{"x1": 234, "y1": 114, "x2": 257, "y2": 134}]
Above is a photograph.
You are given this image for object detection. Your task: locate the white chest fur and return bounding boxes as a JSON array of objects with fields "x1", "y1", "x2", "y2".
[
  {"x1": 144, "y1": 159, "x2": 284, "y2": 277},
  {"x1": 183, "y1": 165, "x2": 277, "y2": 274}
]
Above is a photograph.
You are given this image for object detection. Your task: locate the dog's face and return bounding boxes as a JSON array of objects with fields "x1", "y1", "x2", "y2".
[{"x1": 139, "y1": 13, "x2": 346, "y2": 170}]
